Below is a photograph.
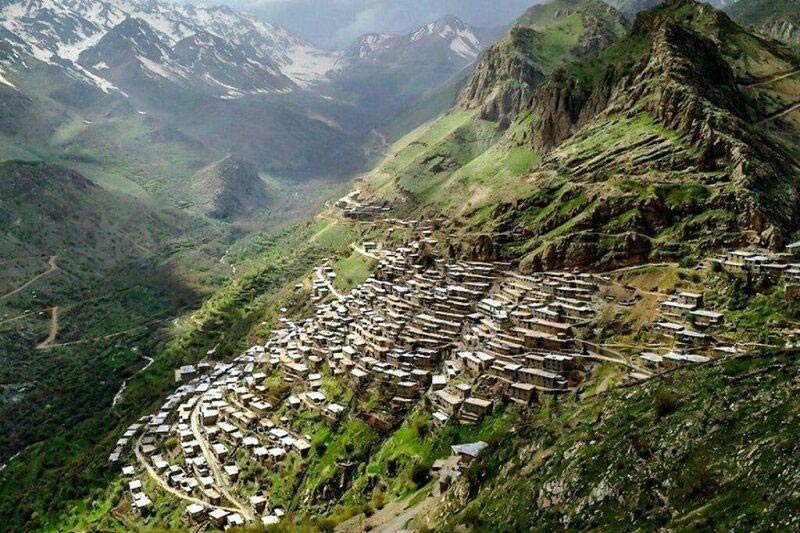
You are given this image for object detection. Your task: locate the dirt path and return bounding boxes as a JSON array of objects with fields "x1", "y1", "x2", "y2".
[
  {"x1": 351, "y1": 243, "x2": 379, "y2": 260},
  {"x1": 37, "y1": 317, "x2": 171, "y2": 351},
  {"x1": 598, "y1": 262, "x2": 677, "y2": 275},
  {"x1": 134, "y1": 433, "x2": 239, "y2": 513},
  {"x1": 112, "y1": 356, "x2": 154, "y2": 407},
  {"x1": 741, "y1": 68, "x2": 800, "y2": 88},
  {"x1": 0, "y1": 255, "x2": 58, "y2": 301},
  {"x1": 758, "y1": 100, "x2": 800, "y2": 125},
  {"x1": 36, "y1": 306, "x2": 60, "y2": 349},
  {"x1": 336, "y1": 490, "x2": 439, "y2": 532},
  {"x1": 0, "y1": 311, "x2": 34, "y2": 325},
  {"x1": 190, "y1": 395, "x2": 254, "y2": 521},
  {"x1": 316, "y1": 267, "x2": 344, "y2": 301}
]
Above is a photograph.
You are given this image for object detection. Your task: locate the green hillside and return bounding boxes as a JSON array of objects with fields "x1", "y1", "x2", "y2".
[
  {"x1": 2, "y1": 0, "x2": 800, "y2": 531},
  {"x1": 358, "y1": 0, "x2": 800, "y2": 270},
  {"x1": 440, "y1": 349, "x2": 800, "y2": 530},
  {"x1": 726, "y1": 0, "x2": 800, "y2": 49}
]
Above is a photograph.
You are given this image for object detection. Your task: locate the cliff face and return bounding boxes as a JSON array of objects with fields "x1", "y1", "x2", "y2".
[
  {"x1": 504, "y1": 0, "x2": 800, "y2": 267},
  {"x1": 458, "y1": 0, "x2": 628, "y2": 128},
  {"x1": 726, "y1": 0, "x2": 800, "y2": 50},
  {"x1": 458, "y1": 30, "x2": 547, "y2": 127}
]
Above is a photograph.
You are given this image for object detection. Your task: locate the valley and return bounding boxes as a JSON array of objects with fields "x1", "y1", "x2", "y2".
[{"x1": 1, "y1": 0, "x2": 800, "y2": 531}]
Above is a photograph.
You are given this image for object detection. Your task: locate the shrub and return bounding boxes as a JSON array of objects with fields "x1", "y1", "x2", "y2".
[
  {"x1": 411, "y1": 461, "x2": 431, "y2": 487},
  {"x1": 653, "y1": 389, "x2": 678, "y2": 418},
  {"x1": 314, "y1": 440, "x2": 327, "y2": 455}
]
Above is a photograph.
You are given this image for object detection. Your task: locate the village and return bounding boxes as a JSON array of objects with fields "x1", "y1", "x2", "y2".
[{"x1": 106, "y1": 204, "x2": 800, "y2": 530}]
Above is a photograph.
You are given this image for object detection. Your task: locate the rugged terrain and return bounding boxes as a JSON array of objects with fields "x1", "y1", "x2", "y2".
[
  {"x1": 358, "y1": 0, "x2": 800, "y2": 272},
  {"x1": 2, "y1": 0, "x2": 800, "y2": 531},
  {"x1": 459, "y1": 0, "x2": 629, "y2": 127},
  {"x1": 726, "y1": 0, "x2": 800, "y2": 50}
]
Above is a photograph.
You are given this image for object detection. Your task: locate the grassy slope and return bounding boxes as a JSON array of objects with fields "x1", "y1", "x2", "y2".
[
  {"x1": 441, "y1": 350, "x2": 800, "y2": 531},
  {"x1": 0, "y1": 211, "x2": 370, "y2": 531}
]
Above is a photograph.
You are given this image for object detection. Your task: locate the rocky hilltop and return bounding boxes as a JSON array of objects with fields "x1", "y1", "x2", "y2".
[
  {"x1": 459, "y1": 0, "x2": 629, "y2": 127},
  {"x1": 362, "y1": 0, "x2": 800, "y2": 271}
]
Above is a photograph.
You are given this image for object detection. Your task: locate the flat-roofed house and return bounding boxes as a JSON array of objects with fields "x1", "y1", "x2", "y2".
[{"x1": 508, "y1": 382, "x2": 537, "y2": 405}]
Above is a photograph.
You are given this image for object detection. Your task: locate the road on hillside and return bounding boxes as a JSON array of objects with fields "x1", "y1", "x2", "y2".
[
  {"x1": 0, "y1": 255, "x2": 58, "y2": 301},
  {"x1": 190, "y1": 394, "x2": 254, "y2": 521},
  {"x1": 351, "y1": 243, "x2": 380, "y2": 260},
  {"x1": 741, "y1": 68, "x2": 800, "y2": 88},
  {"x1": 35, "y1": 306, "x2": 60, "y2": 349},
  {"x1": 758, "y1": 100, "x2": 800, "y2": 125},
  {"x1": 316, "y1": 267, "x2": 344, "y2": 301},
  {"x1": 37, "y1": 317, "x2": 172, "y2": 351},
  {"x1": 134, "y1": 433, "x2": 239, "y2": 512}
]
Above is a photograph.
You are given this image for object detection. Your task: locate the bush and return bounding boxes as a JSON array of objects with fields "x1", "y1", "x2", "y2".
[
  {"x1": 653, "y1": 389, "x2": 678, "y2": 418},
  {"x1": 412, "y1": 417, "x2": 429, "y2": 438},
  {"x1": 411, "y1": 461, "x2": 432, "y2": 487},
  {"x1": 314, "y1": 440, "x2": 327, "y2": 455},
  {"x1": 316, "y1": 517, "x2": 337, "y2": 532}
]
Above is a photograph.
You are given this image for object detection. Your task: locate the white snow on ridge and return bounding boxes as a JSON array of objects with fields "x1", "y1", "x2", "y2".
[
  {"x1": 0, "y1": 69, "x2": 16, "y2": 89},
  {"x1": 280, "y1": 44, "x2": 341, "y2": 88},
  {"x1": 0, "y1": 0, "x2": 340, "y2": 94}
]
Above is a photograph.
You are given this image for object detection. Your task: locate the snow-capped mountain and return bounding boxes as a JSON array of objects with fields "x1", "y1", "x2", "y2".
[
  {"x1": 0, "y1": 0, "x2": 340, "y2": 97},
  {"x1": 342, "y1": 15, "x2": 485, "y2": 66},
  {"x1": 327, "y1": 15, "x2": 493, "y2": 128},
  {"x1": 408, "y1": 15, "x2": 483, "y2": 60}
]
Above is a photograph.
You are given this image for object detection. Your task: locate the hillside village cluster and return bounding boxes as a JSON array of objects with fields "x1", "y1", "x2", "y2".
[{"x1": 108, "y1": 208, "x2": 800, "y2": 529}]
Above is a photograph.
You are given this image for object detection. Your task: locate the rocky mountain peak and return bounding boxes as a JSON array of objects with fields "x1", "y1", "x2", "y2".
[{"x1": 458, "y1": 0, "x2": 629, "y2": 127}]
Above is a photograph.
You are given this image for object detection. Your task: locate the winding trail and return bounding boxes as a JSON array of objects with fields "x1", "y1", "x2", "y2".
[
  {"x1": 0, "y1": 311, "x2": 34, "y2": 325},
  {"x1": 351, "y1": 243, "x2": 379, "y2": 260},
  {"x1": 758, "y1": 100, "x2": 800, "y2": 125},
  {"x1": 37, "y1": 317, "x2": 171, "y2": 351},
  {"x1": 190, "y1": 395, "x2": 254, "y2": 521},
  {"x1": 316, "y1": 267, "x2": 344, "y2": 301},
  {"x1": 598, "y1": 262, "x2": 677, "y2": 275},
  {"x1": 112, "y1": 356, "x2": 154, "y2": 407},
  {"x1": 0, "y1": 255, "x2": 58, "y2": 301},
  {"x1": 36, "y1": 306, "x2": 59, "y2": 350},
  {"x1": 741, "y1": 68, "x2": 800, "y2": 88}
]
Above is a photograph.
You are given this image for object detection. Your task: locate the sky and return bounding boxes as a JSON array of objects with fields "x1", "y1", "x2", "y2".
[{"x1": 192, "y1": 0, "x2": 537, "y2": 49}]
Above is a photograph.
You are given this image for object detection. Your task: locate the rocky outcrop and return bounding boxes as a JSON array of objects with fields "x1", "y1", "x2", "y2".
[
  {"x1": 726, "y1": 0, "x2": 800, "y2": 50},
  {"x1": 757, "y1": 19, "x2": 800, "y2": 48},
  {"x1": 514, "y1": 0, "x2": 800, "y2": 244},
  {"x1": 458, "y1": 0, "x2": 628, "y2": 128},
  {"x1": 458, "y1": 31, "x2": 546, "y2": 128}
]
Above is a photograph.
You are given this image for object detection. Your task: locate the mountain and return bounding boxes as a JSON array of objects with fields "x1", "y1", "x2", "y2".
[
  {"x1": 605, "y1": 0, "x2": 733, "y2": 15},
  {"x1": 172, "y1": 156, "x2": 269, "y2": 220},
  {"x1": 358, "y1": 0, "x2": 800, "y2": 270},
  {"x1": 3, "y1": 1, "x2": 800, "y2": 531},
  {"x1": 459, "y1": 0, "x2": 630, "y2": 127},
  {"x1": 0, "y1": 160, "x2": 190, "y2": 264},
  {"x1": 726, "y1": 0, "x2": 800, "y2": 50},
  {"x1": 326, "y1": 16, "x2": 501, "y2": 131},
  {"x1": 0, "y1": 0, "x2": 337, "y2": 96}
]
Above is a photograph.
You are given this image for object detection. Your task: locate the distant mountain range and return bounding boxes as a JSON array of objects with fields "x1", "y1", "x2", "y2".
[
  {"x1": 0, "y1": 0, "x2": 495, "y2": 108},
  {"x1": 0, "y1": 0, "x2": 501, "y2": 191}
]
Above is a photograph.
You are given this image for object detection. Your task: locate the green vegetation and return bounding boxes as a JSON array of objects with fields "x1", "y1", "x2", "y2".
[{"x1": 442, "y1": 351, "x2": 800, "y2": 531}]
